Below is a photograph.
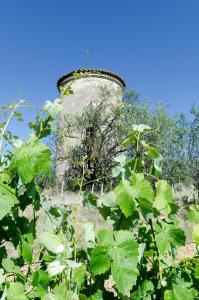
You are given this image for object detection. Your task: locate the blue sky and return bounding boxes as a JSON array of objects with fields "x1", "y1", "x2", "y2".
[{"x1": 0, "y1": 0, "x2": 199, "y2": 138}]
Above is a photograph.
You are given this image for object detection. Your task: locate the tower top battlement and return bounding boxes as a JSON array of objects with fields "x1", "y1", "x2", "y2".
[{"x1": 57, "y1": 68, "x2": 126, "y2": 90}]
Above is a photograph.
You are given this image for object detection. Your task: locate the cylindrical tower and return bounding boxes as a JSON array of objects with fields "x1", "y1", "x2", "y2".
[{"x1": 56, "y1": 69, "x2": 126, "y2": 177}]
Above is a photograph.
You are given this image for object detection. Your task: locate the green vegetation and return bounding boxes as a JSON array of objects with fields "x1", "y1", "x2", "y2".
[
  {"x1": 0, "y1": 96, "x2": 199, "y2": 299},
  {"x1": 57, "y1": 89, "x2": 199, "y2": 198}
]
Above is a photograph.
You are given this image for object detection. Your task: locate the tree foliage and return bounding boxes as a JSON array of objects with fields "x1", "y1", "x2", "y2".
[{"x1": 56, "y1": 89, "x2": 198, "y2": 196}]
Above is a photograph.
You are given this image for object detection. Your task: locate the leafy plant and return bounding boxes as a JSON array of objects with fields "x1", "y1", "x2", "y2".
[{"x1": 0, "y1": 96, "x2": 198, "y2": 300}]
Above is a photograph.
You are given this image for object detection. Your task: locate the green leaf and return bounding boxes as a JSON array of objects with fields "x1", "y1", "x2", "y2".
[
  {"x1": 122, "y1": 132, "x2": 137, "y2": 147},
  {"x1": 41, "y1": 294, "x2": 56, "y2": 300},
  {"x1": 131, "y1": 280, "x2": 154, "y2": 299},
  {"x1": 143, "y1": 143, "x2": 160, "y2": 159},
  {"x1": 97, "y1": 229, "x2": 114, "y2": 246},
  {"x1": 137, "y1": 197, "x2": 153, "y2": 217},
  {"x1": 72, "y1": 265, "x2": 86, "y2": 288},
  {"x1": 0, "y1": 268, "x2": 5, "y2": 285},
  {"x1": 60, "y1": 85, "x2": 73, "y2": 96},
  {"x1": 53, "y1": 283, "x2": 68, "y2": 300},
  {"x1": 98, "y1": 191, "x2": 117, "y2": 208},
  {"x1": 2, "y1": 258, "x2": 24, "y2": 277},
  {"x1": 7, "y1": 282, "x2": 28, "y2": 300},
  {"x1": 89, "y1": 291, "x2": 103, "y2": 300},
  {"x1": 114, "y1": 153, "x2": 126, "y2": 165},
  {"x1": 91, "y1": 230, "x2": 139, "y2": 296},
  {"x1": 84, "y1": 222, "x2": 95, "y2": 243},
  {"x1": 21, "y1": 237, "x2": 32, "y2": 264},
  {"x1": 111, "y1": 231, "x2": 139, "y2": 296},
  {"x1": 47, "y1": 261, "x2": 65, "y2": 277},
  {"x1": 10, "y1": 139, "x2": 51, "y2": 184},
  {"x1": 31, "y1": 269, "x2": 49, "y2": 288},
  {"x1": 153, "y1": 156, "x2": 163, "y2": 175},
  {"x1": 39, "y1": 232, "x2": 64, "y2": 254},
  {"x1": 195, "y1": 264, "x2": 199, "y2": 279},
  {"x1": 79, "y1": 295, "x2": 88, "y2": 300},
  {"x1": 186, "y1": 205, "x2": 199, "y2": 224},
  {"x1": 65, "y1": 291, "x2": 79, "y2": 300},
  {"x1": 0, "y1": 173, "x2": 18, "y2": 220},
  {"x1": 192, "y1": 224, "x2": 199, "y2": 245},
  {"x1": 156, "y1": 223, "x2": 185, "y2": 255},
  {"x1": 164, "y1": 290, "x2": 173, "y2": 299},
  {"x1": 131, "y1": 174, "x2": 154, "y2": 216},
  {"x1": 153, "y1": 180, "x2": 173, "y2": 217},
  {"x1": 131, "y1": 173, "x2": 154, "y2": 202},
  {"x1": 90, "y1": 245, "x2": 111, "y2": 276},
  {"x1": 112, "y1": 164, "x2": 124, "y2": 177},
  {"x1": 28, "y1": 285, "x2": 47, "y2": 299},
  {"x1": 114, "y1": 180, "x2": 136, "y2": 217},
  {"x1": 164, "y1": 282, "x2": 196, "y2": 300}
]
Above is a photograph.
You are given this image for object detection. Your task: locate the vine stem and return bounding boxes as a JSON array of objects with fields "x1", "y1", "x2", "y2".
[
  {"x1": 133, "y1": 132, "x2": 141, "y2": 173},
  {"x1": 148, "y1": 219, "x2": 163, "y2": 283},
  {"x1": 0, "y1": 100, "x2": 28, "y2": 151},
  {"x1": 74, "y1": 225, "x2": 77, "y2": 263},
  {"x1": 0, "y1": 105, "x2": 16, "y2": 151}
]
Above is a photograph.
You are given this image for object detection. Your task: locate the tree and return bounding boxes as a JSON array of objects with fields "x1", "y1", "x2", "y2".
[
  {"x1": 188, "y1": 106, "x2": 199, "y2": 194},
  {"x1": 57, "y1": 94, "x2": 126, "y2": 192}
]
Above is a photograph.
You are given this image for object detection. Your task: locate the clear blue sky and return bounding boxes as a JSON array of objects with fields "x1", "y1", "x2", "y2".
[{"x1": 0, "y1": 0, "x2": 199, "y2": 138}]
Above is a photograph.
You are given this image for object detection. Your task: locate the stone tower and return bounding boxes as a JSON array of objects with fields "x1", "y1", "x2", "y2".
[{"x1": 56, "y1": 69, "x2": 126, "y2": 177}]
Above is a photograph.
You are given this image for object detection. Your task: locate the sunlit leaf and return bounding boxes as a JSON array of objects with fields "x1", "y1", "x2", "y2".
[{"x1": 10, "y1": 139, "x2": 51, "y2": 184}]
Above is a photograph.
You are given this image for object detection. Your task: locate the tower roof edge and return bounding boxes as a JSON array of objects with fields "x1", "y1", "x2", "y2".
[{"x1": 57, "y1": 68, "x2": 126, "y2": 90}]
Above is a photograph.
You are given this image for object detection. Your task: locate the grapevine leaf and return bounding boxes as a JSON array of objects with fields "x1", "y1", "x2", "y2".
[
  {"x1": 28, "y1": 286, "x2": 47, "y2": 298},
  {"x1": 31, "y1": 269, "x2": 49, "y2": 288},
  {"x1": 89, "y1": 291, "x2": 103, "y2": 300},
  {"x1": 39, "y1": 232, "x2": 64, "y2": 254},
  {"x1": 164, "y1": 290, "x2": 173, "y2": 299},
  {"x1": 143, "y1": 144, "x2": 160, "y2": 159},
  {"x1": 164, "y1": 282, "x2": 196, "y2": 300},
  {"x1": 131, "y1": 280, "x2": 154, "y2": 299},
  {"x1": 186, "y1": 205, "x2": 199, "y2": 224},
  {"x1": 41, "y1": 294, "x2": 56, "y2": 300},
  {"x1": 98, "y1": 191, "x2": 117, "y2": 207},
  {"x1": 91, "y1": 230, "x2": 139, "y2": 295},
  {"x1": 192, "y1": 224, "x2": 199, "y2": 245},
  {"x1": 2, "y1": 258, "x2": 24, "y2": 277},
  {"x1": 153, "y1": 156, "x2": 163, "y2": 175},
  {"x1": 47, "y1": 260, "x2": 65, "y2": 276},
  {"x1": 110, "y1": 231, "x2": 139, "y2": 296},
  {"x1": 97, "y1": 229, "x2": 114, "y2": 246},
  {"x1": 84, "y1": 222, "x2": 95, "y2": 243},
  {"x1": 90, "y1": 245, "x2": 111, "y2": 276},
  {"x1": 0, "y1": 173, "x2": 18, "y2": 220},
  {"x1": 123, "y1": 132, "x2": 137, "y2": 147},
  {"x1": 7, "y1": 282, "x2": 28, "y2": 300},
  {"x1": 10, "y1": 139, "x2": 51, "y2": 184},
  {"x1": 53, "y1": 283, "x2": 68, "y2": 300},
  {"x1": 65, "y1": 291, "x2": 79, "y2": 300},
  {"x1": 79, "y1": 295, "x2": 88, "y2": 300},
  {"x1": 21, "y1": 237, "x2": 32, "y2": 264},
  {"x1": 131, "y1": 173, "x2": 154, "y2": 202},
  {"x1": 195, "y1": 265, "x2": 199, "y2": 279},
  {"x1": 72, "y1": 265, "x2": 86, "y2": 288},
  {"x1": 0, "y1": 269, "x2": 5, "y2": 285},
  {"x1": 156, "y1": 223, "x2": 185, "y2": 255},
  {"x1": 153, "y1": 180, "x2": 173, "y2": 217},
  {"x1": 114, "y1": 180, "x2": 136, "y2": 217}
]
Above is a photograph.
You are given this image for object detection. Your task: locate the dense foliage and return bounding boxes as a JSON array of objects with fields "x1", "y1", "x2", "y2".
[
  {"x1": 0, "y1": 97, "x2": 199, "y2": 299},
  {"x1": 57, "y1": 89, "x2": 199, "y2": 196}
]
